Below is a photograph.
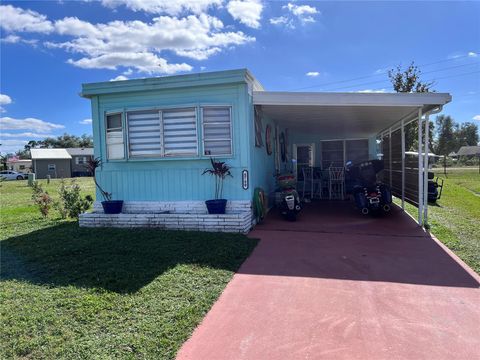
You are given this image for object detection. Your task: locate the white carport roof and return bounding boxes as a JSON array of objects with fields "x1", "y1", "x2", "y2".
[{"x1": 253, "y1": 91, "x2": 452, "y2": 138}]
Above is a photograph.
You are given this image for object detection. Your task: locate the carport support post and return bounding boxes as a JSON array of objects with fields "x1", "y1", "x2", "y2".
[
  {"x1": 401, "y1": 120, "x2": 405, "y2": 210},
  {"x1": 417, "y1": 109, "x2": 423, "y2": 226},
  {"x1": 389, "y1": 128, "x2": 392, "y2": 189},
  {"x1": 423, "y1": 114, "x2": 430, "y2": 225}
]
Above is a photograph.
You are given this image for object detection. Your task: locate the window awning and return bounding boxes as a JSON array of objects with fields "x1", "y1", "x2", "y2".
[{"x1": 253, "y1": 91, "x2": 451, "y2": 138}]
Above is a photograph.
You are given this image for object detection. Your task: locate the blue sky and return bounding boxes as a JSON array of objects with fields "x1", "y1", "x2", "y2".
[{"x1": 1, "y1": 0, "x2": 479, "y2": 154}]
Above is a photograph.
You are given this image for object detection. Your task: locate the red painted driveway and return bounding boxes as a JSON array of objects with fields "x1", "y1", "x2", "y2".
[{"x1": 177, "y1": 203, "x2": 480, "y2": 360}]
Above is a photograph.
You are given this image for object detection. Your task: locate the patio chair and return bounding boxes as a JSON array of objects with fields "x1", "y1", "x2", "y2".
[
  {"x1": 312, "y1": 167, "x2": 325, "y2": 199},
  {"x1": 329, "y1": 167, "x2": 345, "y2": 200},
  {"x1": 301, "y1": 167, "x2": 314, "y2": 201}
]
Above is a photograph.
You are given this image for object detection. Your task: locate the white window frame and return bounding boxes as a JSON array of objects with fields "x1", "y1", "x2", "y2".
[
  {"x1": 75, "y1": 156, "x2": 87, "y2": 165},
  {"x1": 48, "y1": 164, "x2": 56, "y2": 171},
  {"x1": 201, "y1": 105, "x2": 233, "y2": 157},
  {"x1": 126, "y1": 107, "x2": 198, "y2": 159},
  {"x1": 105, "y1": 111, "x2": 125, "y2": 160}
]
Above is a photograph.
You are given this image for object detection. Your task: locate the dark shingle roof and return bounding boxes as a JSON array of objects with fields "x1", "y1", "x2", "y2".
[{"x1": 456, "y1": 146, "x2": 480, "y2": 156}]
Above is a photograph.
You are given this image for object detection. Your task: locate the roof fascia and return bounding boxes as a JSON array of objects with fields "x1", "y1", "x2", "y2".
[
  {"x1": 253, "y1": 91, "x2": 452, "y2": 107},
  {"x1": 81, "y1": 69, "x2": 253, "y2": 98}
]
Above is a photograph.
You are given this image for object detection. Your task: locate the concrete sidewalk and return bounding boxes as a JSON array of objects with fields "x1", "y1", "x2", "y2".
[{"x1": 177, "y1": 204, "x2": 480, "y2": 360}]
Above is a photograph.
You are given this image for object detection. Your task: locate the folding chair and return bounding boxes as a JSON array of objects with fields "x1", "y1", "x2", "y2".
[
  {"x1": 329, "y1": 167, "x2": 345, "y2": 200},
  {"x1": 302, "y1": 167, "x2": 314, "y2": 201}
]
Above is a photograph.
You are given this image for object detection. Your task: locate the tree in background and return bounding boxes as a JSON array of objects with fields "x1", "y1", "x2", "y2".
[
  {"x1": 388, "y1": 62, "x2": 435, "y2": 150},
  {"x1": 35, "y1": 133, "x2": 93, "y2": 149},
  {"x1": 15, "y1": 148, "x2": 31, "y2": 159},
  {"x1": 388, "y1": 62, "x2": 434, "y2": 93},
  {"x1": 15, "y1": 133, "x2": 94, "y2": 159},
  {"x1": 0, "y1": 153, "x2": 7, "y2": 170},
  {"x1": 455, "y1": 122, "x2": 479, "y2": 148},
  {"x1": 435, "y1": 115, "x2": 457, "y2": 174}
]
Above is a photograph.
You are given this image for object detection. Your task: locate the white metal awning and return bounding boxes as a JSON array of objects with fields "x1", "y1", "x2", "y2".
[
  {"x1": 253, "y1": 91, "x2": 451, "y2": 138},
  {"x1": 254, "y1": 90, "x2": 452, "y2": 227}
]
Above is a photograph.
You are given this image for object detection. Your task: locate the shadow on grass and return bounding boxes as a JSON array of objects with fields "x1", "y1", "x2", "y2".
[{"x1": 1, "y1": 223, "x2": 258, "y2": 294}]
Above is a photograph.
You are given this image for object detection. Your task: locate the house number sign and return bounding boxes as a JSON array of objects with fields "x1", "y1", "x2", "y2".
[{"x1": 242, "y1": 170, "x2": 249, "y2": 190}]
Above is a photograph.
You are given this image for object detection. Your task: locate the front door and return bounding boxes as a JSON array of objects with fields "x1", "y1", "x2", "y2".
[{"x1": 293, "y1": 143, "x2": 314, "y2": 180}]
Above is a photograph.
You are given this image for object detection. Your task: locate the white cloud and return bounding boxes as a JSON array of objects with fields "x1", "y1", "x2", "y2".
[
  {"x1": 123, "y1": 68, "x2": 133, "y2": 76},
  {"x1": 270, "y1": 16, "x2": 287, "y2": 25},
  {"x1": 473, "y1": 115, "x2": 480, "y2": 121},
  {"x1": 79, "y1": 118, "x2": 93, "y2": 124},
  {"x1": 269, "y1": 16, "x2": 296, "y2": 29},
  {"x1": 227, "y1": 0, "x2": 263, "y2": 29},
  {"x1": 283, "y1": 3, "x2": 319, "y2": 24},
  {"x1": 0, "y1": 117, "x2": 65, "y2": 132},
  {"x1": 54, "y1": 17, "x2": 101, "y2": 37},
  {"x1": 306, "y1": 71, "x2": 320, "y2": 77},
  {"x1": 3, "y1": 5, "x2": 255, "y2": 75},
  {"x1": 468, "y1": 51, "x2": 478, "y2": 58},
  {"x1": 67, "y1": 52, "x2": 193, "y2": 74},
  {"x1": 356, "y1": 89, "x2": 388, "y2": 93},
  {"x1": 1, "y1": 35, "x2": 21, "y2": 43},
  {"x1": 0, "y1": 139, "x2": 29, "y2": 153},
  {"x1": 99, "y1": 0, "x2": 222, "y2": 15},
  {"x1": 271, "y1": 3, "x2": 319, "y2": 28},
  {"x1": 0, "y1": 94, "x2": 12, "y2": 113},
  {"x1": 0, "y1": 5, "x2": 54, "y2": 33},
  {"x1": 110, "y1": 75, "x2": 128, "y2": 81},
  {"x1": 0, "y1": 34, "x2": 38, "y2": 46},
  {"x1": 0, "y1": 94, "x2": 12, "y2": 105},
  {"x1": 1, "y1": 132, "x2": 55, "y2": 138}
]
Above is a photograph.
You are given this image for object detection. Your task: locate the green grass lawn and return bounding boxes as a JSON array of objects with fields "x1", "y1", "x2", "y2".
[
  {"x1": 0, "y1": 178, "x2": 257, "y2": 359},
  {"x1": 395, "y1": 168, "x2": 480, "y2": 273}
]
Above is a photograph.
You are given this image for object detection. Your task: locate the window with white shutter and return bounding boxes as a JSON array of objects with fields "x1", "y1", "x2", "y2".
[
  {"x1": 106, "y1": 113, "x2": 125, "y2": 160},
  {"x1": 127, "y1": 110, "x2": 162, "y2": 157},
  {"x1": 202, "y1": 107, "x2": 232, "y2": 156},
  {"x1": 163, "y1": 108, "x2": 197, "y2": 156}
]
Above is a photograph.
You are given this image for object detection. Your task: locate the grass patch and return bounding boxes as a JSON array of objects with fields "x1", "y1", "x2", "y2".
[
  {"x1": 0, "y1": 178, "x2": 257, "y2": 359},
  {"x1": 395, "y1": 168, "x2": 480, "y2": 273}
]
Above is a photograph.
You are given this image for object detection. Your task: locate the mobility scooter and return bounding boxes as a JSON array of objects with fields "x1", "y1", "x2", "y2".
[{"x1": 346, "y1": 160, "x2": 393, "y2": 215}]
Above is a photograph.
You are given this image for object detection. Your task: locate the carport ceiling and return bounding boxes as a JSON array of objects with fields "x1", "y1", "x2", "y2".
[{"x1": 253, "y1": 91, "x2": 451, "y2": 138}]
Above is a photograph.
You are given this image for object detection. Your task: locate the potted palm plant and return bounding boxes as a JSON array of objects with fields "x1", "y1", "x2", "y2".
[
  {"x1": 86, "y1": 157, "x2": 123, "y2": 214},
  {"x1": 202, "y1": 158, "x2": 232, "y2": 214}
]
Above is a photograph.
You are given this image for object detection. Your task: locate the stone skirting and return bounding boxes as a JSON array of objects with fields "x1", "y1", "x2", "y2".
[{"x1": 80, "y1": 200, "x2": 254, "y2": 233}]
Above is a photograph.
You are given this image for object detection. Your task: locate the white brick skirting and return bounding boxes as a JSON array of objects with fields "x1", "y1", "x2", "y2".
[
  {"x1": 92, "y1": 200, "x2": 251, "y2": 214},
  {"x1": 80, "y1": 200, "x2": 254, "y2": 233}
]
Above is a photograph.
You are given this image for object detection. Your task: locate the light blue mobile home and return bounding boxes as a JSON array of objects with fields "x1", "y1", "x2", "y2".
[{"x1": 80, "y1": 69, "x2": 451, "y2": 231}]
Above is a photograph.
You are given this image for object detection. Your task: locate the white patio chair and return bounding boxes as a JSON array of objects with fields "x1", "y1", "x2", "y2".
[
  {"x1": 301, "y1": 167, "x2": 314, "y2": 201},
  {"x1": 329, "y1": 167, "x2": 345, "y2": 200}
]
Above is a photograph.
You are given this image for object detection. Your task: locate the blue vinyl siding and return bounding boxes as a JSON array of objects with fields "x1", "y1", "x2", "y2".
[{"x1": 86, "y1": 70, "x2": 254, "y2": 202}]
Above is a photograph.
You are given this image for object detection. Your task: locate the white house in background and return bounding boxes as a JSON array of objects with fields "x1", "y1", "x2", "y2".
[{"x1": 6, "y1": 159, "x2": 32, "y2": 172}]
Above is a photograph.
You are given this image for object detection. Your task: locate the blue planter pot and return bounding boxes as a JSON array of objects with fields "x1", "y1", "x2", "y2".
[
  {"x1": 205, "y1": 199, "x2": 227, "y2": 214},
  {"x1": 102, "y1": 200, "x2": 124, "y2": 214}
]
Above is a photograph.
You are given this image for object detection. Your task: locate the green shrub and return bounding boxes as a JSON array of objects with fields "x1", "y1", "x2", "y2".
[
  {"x1": 55, "y1": 179, "x2": 93, "y2": 219},
  {"x1": 31, "y1": 181, "x2": 53, "y2": 218}
]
